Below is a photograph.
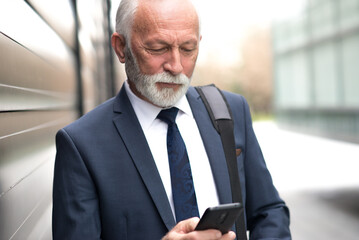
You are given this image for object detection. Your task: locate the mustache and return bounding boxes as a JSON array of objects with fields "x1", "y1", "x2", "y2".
[{"x1": 142, "y1": 72, "x2": 190, "y2": 85}]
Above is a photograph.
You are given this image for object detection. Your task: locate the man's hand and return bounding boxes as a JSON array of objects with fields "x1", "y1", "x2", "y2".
[{"x1": 162, "y1": 217, "x2": 236, "y2": 240}]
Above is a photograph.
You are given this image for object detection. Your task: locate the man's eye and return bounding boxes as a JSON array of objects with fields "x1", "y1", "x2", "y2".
[
  {"x1": 181, "y1": 48, "x2": 195, "y2": 53},
  {"x1": 148, "y1": 48, "x2": 167, "y2": 54}
]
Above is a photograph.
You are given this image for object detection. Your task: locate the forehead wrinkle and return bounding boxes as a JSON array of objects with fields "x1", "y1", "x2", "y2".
[
  {"x1": 154, "y1": 7, "x2": 199, "y2": 33},
  {"x1": 132, "y1": 0, "x2": 199, "y2": 37},
  {"x1": 142, "y1": 28, "x2": 198, "y2": 45}
]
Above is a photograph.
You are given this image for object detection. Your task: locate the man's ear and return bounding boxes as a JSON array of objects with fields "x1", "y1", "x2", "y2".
[{"x1": 111, "y1": 32, "x2": 127, "y2": 63}]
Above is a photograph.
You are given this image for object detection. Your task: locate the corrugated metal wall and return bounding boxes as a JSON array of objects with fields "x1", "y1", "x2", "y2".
[
  {"x1": 0, "y1": 0, "x2": 77, "y2": 239},
  {"x1": 0, "y1": 0, "x2": 120, "y2": 239}
]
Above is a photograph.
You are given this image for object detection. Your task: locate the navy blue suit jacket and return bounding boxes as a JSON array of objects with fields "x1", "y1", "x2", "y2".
[{"x1": 53, "y1": 85, "x2": 291, "y2": 239}]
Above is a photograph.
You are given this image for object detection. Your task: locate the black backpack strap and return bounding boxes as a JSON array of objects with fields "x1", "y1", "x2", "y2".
[{"x1": 195, "y1": 84, "x2": 247, "y2": 240}]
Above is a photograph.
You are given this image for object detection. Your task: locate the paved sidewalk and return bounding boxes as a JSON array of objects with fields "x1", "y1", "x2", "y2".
[{"x1": 253, "y1": 121, "x2": 359, "y2": 240}]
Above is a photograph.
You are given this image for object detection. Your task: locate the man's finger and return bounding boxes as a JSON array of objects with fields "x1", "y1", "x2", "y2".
[{"x1": 175, "y1": 217, "x2": 200, "y2": 233}]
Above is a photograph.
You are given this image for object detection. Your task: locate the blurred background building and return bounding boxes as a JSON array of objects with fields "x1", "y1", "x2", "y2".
[{"x1": 272, "y1": 0, "x2": 359, "y2": 143}]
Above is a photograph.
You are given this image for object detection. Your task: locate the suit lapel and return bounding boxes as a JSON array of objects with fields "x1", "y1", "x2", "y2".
[
  {"x1": 186, "y1": 87, "x2": 232, "y2": 205},
  {"x1": 111, "y1": 86, "x2": 232, "y2": 230},
  {"x1": 112, "y1": 87, "x2": 176, "y2": 230}
]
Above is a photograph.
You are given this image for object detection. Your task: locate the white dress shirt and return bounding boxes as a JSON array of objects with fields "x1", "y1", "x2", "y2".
[{"x1": 124, "y1": 81, "x2": 219, "y2": 219}]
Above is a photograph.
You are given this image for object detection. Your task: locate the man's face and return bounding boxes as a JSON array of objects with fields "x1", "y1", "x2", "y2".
[
  {"x1": 126, "y1": 0, "x2": 201, "y2": 106},
  {"x1": 125, "y1": 47, "x2": 192, "y2": 108}
]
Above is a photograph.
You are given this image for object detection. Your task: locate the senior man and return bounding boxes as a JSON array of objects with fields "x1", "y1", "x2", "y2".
[{"x1": 52, "y1": 0, "x2": 291, "y2": 239}]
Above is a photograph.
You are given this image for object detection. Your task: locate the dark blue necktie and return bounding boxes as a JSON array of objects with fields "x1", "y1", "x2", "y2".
[{"x1": 157, "y1": 107, "x2": 199, "y2": 222}]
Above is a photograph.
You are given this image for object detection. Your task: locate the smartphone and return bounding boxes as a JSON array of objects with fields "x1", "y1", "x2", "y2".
[{"x1": 195, "y1": 202, "x2": 243, "y2": 234}]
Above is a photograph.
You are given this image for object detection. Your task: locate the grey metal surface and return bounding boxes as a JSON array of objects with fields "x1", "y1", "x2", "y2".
[
  {"x1": 0, "y1": 0, "x2": 122, "y2": 238},
  {"x1": 0, "y1": 26, "x2": 76, "y2": 94},
  {"x1": 0, "y1": 158, "x2": 54, "y2": 240},
  {"x1": 27, "y1": 0, "x2": 76, "y2": 49},
  {"x1": 0, "y1": 0, "x2": 77, "y2": 239},
  {"x1": 77, "y1": 0, "x2": 117, "y2": 113},
  {"x1": 0, "y1": 111, "x2": 76, "y2": 192}
]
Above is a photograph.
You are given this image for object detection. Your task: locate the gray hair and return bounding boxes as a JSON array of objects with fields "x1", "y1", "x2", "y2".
[
  {"x1": 115, "y1": 0, "x2": 201, "y2": 46},
  {"x1": 115, "y1": 0, "x2": 139, "y2": 44}
]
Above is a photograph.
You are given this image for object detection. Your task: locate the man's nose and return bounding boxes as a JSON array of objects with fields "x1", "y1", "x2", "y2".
[{"x1": 163, "y1": 49, "x2": 183, "y2": 75}]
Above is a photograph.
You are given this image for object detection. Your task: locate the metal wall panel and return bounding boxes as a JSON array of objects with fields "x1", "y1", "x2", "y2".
[
  {"x1": 0, "y1": 112, "x2": 76, "y2": 189},
  {"x1": 26, "y1": 0, "x2": 76, "y2": 49},
  {"x1": 0, "y1": 159, "x2": 54, "y2": 240},
  {"x1": 1, "y1": 0, "x2": 120, "y2": 238},
  {"x1": 0, "y1": 17, "x2": 76, "y2": 94},
  {"x1": 0, "y1": 1, "x2": 75, "y2": 78},
  {"x1": 77, "y1": 0, "x2": 117, "y2": 113},
  {"x1": 0, "y1": 0, "x2": 78, "y2": 239}
]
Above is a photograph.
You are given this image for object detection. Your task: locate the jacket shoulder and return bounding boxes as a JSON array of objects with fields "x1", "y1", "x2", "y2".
[
  {"x1": 63, "y1": 96, "x2": 116, "y2": 134},
  {"x1": 221, "y1": 90, "x2": 246, "y2": 105}
]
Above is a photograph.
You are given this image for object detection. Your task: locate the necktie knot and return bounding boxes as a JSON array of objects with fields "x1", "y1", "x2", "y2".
[{"x1": 157, "y1": 107, "x2": 179, "y2": 125}]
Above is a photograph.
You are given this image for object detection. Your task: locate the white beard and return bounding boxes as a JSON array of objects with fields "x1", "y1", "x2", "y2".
[
  {"x1": 125, "y1": 48, "x2": 191, "y2": 108},
  {"x1": 133, "y1": 72, "x2": 190, "y2": 108}
]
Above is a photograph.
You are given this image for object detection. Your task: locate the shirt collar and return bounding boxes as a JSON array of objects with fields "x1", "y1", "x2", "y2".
[{"x1": 124, "y1": 80, "x2": 193, "y2": 130}]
